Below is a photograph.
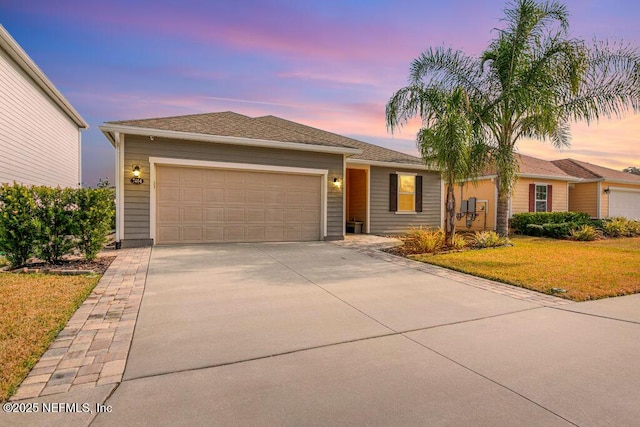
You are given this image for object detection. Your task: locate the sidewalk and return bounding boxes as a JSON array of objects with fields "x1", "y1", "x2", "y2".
[{"x1": 10, "y1": 247, "x2": 151, "y2": 401}]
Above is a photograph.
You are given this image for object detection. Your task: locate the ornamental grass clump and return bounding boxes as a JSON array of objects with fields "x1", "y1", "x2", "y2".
[
  {"x1": 603, "y1": 217, "x2": 640, "y2": 237},
  {"x1": 402, "y1": 227, "x2": 445, "y2": 254},
  {"x1": 569, "y1": 224, "x2": 600, "y2": 241},
  {"x1": 471, "y1": 230, "x2": 510, "y2": 248}
]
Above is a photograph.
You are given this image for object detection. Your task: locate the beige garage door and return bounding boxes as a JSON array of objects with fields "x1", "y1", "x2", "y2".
[{"x1": 155, "y1": 166, "x2": 322, "y2": 244}]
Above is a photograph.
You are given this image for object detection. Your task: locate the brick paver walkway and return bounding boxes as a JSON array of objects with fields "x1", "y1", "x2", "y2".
[
  {"x1": 10, "y1": 247, "x2": 152, "y2": 401},
  {"x1": 333, "y1": 234, "x2": 572, "y2": 307}
]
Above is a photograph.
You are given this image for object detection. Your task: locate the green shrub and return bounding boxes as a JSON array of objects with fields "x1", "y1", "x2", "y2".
[
  {"x1": 525, "y1": 224, "x2": 544, "y2": 236},
  {"x1": 73, "y1": 187, "x2": 115, "y2": 260},
  {"x1": 471, "y1": 230, "x2": 510, "y2": 248},
  {"x1": 541, "y1": 222, "x2": 577, "y2": 239},
  {"x1": 569, "y1": 224, "x2": 600, "y2": 241},
  {"x1": 34, "y1": 186, "x2": 76, "y2": 263},
  {"x1": 0, "y1": 183, "x2": 116, "y2": 266},
  {"x1": 511, "y1": 212, "x2": 591, "y2": 234},
  {"x1": 0, "y1": 183, "x2": 40, "y2": 266}
]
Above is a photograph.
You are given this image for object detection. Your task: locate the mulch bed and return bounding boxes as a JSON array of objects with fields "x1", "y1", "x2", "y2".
[{"x1": 1, "y1": 253, "x2": 116, "y2": 275}]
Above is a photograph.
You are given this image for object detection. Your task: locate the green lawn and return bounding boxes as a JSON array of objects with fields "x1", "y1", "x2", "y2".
[
  {"x1": 0, "y1": 274, "x2": 100, "y2": 402},
  {"x1": 413, "y1": 236, "x2": 640, "y2": 301}
]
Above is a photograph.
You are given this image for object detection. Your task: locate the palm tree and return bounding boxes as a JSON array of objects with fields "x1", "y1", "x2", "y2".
[
  {"x1": 387, "y1": 0, "x2": 640, "y2": 235},
  {"x1": 388, "y1": 86, "x2": 485, "y2": 245}
]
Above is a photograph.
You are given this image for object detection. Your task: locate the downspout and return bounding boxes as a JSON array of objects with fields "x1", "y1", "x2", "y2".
[
  {"x1": 440, "y1": 178, "x2": 445, "y2": 228},
  {"x1": 596, "y1": 181, "x2": 602, "y2": 219},
  {"x1": 342, "y1": 154, "x2": 346, "y2": 237},
  {"x1": 114, "y1": 132, "x2": 124, "y2": 249},
  {"x1": 78, "y1": 128, "x2": 82, "y2": 187}
]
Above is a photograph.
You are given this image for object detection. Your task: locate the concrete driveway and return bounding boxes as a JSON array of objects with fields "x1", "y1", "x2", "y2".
[{"x1": 91, "y1": 242, "x2": 640, "y2": 425}]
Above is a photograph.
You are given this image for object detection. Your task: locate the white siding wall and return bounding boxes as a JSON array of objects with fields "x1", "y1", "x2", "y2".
[{"x1": 0, "y1": 47, "x2": 80, "y2": 187}]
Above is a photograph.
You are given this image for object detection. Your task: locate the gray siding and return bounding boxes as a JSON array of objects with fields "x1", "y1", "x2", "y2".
[
  {"x1": 369, "y1": 166, "x2": 441, "y2": 234},
  {"x1": 123, "y1": 135, "x2": 344, "y2": 242}
]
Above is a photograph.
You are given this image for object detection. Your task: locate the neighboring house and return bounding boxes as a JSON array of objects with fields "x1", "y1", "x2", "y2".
[
  {"x1": 0, "y1": 24, "x2": 88, "y2": 187},
  {"x1": 552, "y1": 159, "x2": 640, "y2": 220},
  {"x1": 455, "y1": 154, "x2": 579, "y2": 231},
  {"x1": 100, "y1": 112, "x2": 441, "y2": 247}
]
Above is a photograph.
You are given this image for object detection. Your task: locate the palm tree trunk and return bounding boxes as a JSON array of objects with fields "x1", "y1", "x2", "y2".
[
  {"x1": 495, "y1": 168, "x2": 510, "y2": 236},
  {"x1": 445, "y1": 184, "x2": 456, "y2": 246},
  {"x1": 496, "y1": 193, "x2": 510, "y2": 236}
]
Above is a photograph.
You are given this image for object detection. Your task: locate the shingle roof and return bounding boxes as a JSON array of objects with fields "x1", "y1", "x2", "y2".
[
  {"x1": 552, "y1": 158, "x2": 640, "y2": 183},
  {"x1": 482, "y1": 154, "x2": 574, "y2": 179},
  {"x1": 107, "y1": 112, "x2": 352, "y2": 149},
  {"x1": 516, "y1": 154, "x2": 574, "y2": 177},
  {"x1": 106, "y1": 111, "x2": 423, "y2": 165},
  {"x1": 254, "y1": 115, "x2": 423, "y2": 165}
]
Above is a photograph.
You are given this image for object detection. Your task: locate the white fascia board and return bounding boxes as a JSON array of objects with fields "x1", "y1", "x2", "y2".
[
  {"x1": 604, "y1": 179, "x2": 640, "y2": 186},
  {"x1": 148, "y1": 157, "x2": 329, "y2": 176},
  {"x1": 99, "y1": 124, "x2": 362, "y2": 155},
  {"x1": 0, "y1": 25, "x2": 88, "y2": 129},
  {"x1": 347, "y1": 158, "x2": 434, "y2": 171},
  {"x1": 518, "y1": 173, "x2": 581, "y2": 182},
  {"x1": 607, "y1": 186, "x2": 640, "y2": 193}
]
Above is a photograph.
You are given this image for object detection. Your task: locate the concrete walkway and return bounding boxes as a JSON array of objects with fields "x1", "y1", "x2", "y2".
[{"x1": 4, "y1": 238, "x2": 640, "y2": 426}]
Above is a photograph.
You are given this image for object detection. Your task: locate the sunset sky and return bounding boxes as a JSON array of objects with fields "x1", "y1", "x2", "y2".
[{"x1": 1, "y1": 0, "x2": 638, "y2": 185}]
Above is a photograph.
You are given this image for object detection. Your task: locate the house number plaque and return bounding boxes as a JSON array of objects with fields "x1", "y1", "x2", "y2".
[{"x1": 130, "y1": 177, "x2": 144, "y2": 184}]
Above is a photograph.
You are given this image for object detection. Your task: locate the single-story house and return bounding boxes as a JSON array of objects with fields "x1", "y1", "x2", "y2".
[
  {"x1": 0, "y1": 24, "x2": 88, "y2": 187},
  {"x1": 552, "y1": 158, "x2": 640, "y2": 220},
  {"x1": 100, "y1": 112, "x2": 442, "y2": 247},
  {"x1": 455, "y1": 154, "x2": 579, "y2": 231}
]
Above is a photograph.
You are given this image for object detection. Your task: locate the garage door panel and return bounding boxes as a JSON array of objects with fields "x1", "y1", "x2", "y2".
[
  {"x1": 266, "y1": 209, "x2": 284, "y2": 222},
  {"x1": 265, "y1": 190, "x2": 286, "y2": 204},
  {"x1": 247, "y1": 227, "x2": 266, "y2": 241},
  {"x1": 205, "y1": 227, "x2": 224, "y2": 241},
  {"x1": 181, "y1": 168, "x2": 203, "y2": 184},
  {"x1": 182, "y1": 207, "x2": 203, "y2": 222},
  {"x1": 156, "y1": 166, "x2": 322, "y2": 244},
  {"x1": 609, "y1": 190, "x2": 640, "y2": 219},
  {"x1": 226, "y1": 208, "x2": 245, "y2": 222},
  {"x1": 182, "y1": 187, "x2": 202, "y2": 203},
  {"x1": 205, "y1": 208, "x2": 224, "y2": 222},
  {"x1": 158, "y1": 186, "x2": 180, "y2": 202},
  {"x1": 204, "y1": 188, "x2": 224, "y2": 203},
  {"x1": 246, "y1": 208, "x2": 266, "y2": 222},
  {"x1": 225, "y1": 190, "x2": 245, "y2": 204},
  {"x1": 204, "y1": 169, "x2": 225, "y2": 185},
  {"x1": 182, "y1": 226, "x2": 203, "y2": 242},
  {"x1": 245, "y1": 190, "x2": 265, "y2": 204},
  {"x1": 157, "y1": 226, "x2": 179, "y2": 244},
  {"x1": 224, "y1": 226, "x2": 246, "y2": 241},
  {"x1": 158, "y1": 167, "x2": 180, "y2": 183},
  {"x1": 157, "y1": 206, "x2": 180, "y2": 222}
]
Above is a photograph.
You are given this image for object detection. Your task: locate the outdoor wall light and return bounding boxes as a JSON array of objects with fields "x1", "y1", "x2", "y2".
[
  {"x1": 132, "y1": 165, "x2": 141, "y2": 178},
  {"x1": 604, "y1": 187, "x2": 610, "y2": 194},
  {"x1": 333, "y1": 177, "x2": 342, "y2": 189}
]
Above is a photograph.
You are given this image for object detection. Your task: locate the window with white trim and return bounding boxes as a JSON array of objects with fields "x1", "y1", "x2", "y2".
[
  {"x1": 398, "y1": 173, "x2": 416, "y2": 212},
  {"x1": 535, "y1": 184, "x2": 547, "y2": 212}
]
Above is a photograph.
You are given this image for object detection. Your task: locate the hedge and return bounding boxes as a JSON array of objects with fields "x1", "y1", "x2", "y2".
[
  {"x1": 511, "y1": 212, "x2": 591, "y2": 234},
  {"x1": 0, "y1": 183, "x2": 115, "y2": 266}
]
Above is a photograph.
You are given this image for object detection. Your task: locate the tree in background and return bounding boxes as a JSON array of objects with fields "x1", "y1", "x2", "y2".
[
  {"x1": 623, "y1": 166, "x2": 640, "y2": 176},
  {"x1": 387, "y1": 0, "x2": 640, "y2": 235}
]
